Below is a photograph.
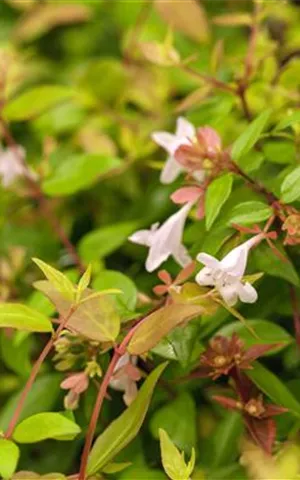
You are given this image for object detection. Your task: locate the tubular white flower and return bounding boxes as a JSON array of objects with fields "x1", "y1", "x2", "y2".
[
  {"x1": 152, "y1": 117, "x2": 204, "y2": 184},
  {"x1": 129, "y1": 202, "x2": 193, "y2": 272},
  {"x1": 195, "y1": 234, "x2": 263, "y2": 306}
]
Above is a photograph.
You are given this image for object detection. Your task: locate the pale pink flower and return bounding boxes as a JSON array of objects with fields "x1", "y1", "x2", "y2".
[{"x1": 152, "y1": 117, "x2": 205, "y2": 184}]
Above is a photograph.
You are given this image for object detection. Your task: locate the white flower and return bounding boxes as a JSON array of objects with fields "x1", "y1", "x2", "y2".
[
  {"x1": 152, "y1": 117, "x2": 204, "y2": 184},
  {"x1": 195, "y1": 234, "x2": 263, "y2": 306},
  {"x1": 0, "y1": 146, "x2": 27, "y2": 187},
  {"x1": 129, "y1": 202, "x2": 193, "y2": 272},
  {"x1": 109, "y1": 353, "x2": 140, "y2": 406}
]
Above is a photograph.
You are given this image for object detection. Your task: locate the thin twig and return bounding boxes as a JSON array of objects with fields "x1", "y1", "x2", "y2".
[
  {"x1": 78, "y1": 306, "x2": 161, "y2": 480},
  {"x1": 5, "y1": 306, "x2": 76, "y2": 439}
]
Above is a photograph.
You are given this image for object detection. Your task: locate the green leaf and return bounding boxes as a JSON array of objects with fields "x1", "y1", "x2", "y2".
[
  {"x1": 127, "y1": 304, "x2": 203, "y2": 355},
  {"x1": 246, "y1": 362, "x2": 300, "y2": 418},
  {"x1": 0, "y1": 304, "x2": 52, "y2": 333},
  {"x1": 226, "y1": 201, "x2": 272, "y2": 226},
  {"x1": 76, "y1": 264, "x2": 92, "y2": 301},
  {"x1": 263, "y1": 141, "x2": 295, "y2": 165},
  {"x1": 0, "y1": 439, "x2": 20, "y2": 479},
  {"x1": 236, "y1": 151, "x2": 264, "y2": 173},
  {"x1": 0, "y1": 331, "x2": 32, "y2": 377},
  {"x1": 150, "y1": 392, "x2": 197, "y2": 453},
  {"x1": 212, "y1": 412, "x2": 243, "y2": 468},
  {"x1": 280, "y1": 166, "x2": 300, "y2": 203},
  {"x1": 205, "y1": 174, "x2": 233, "y2": 230},
  {"x1": 33, "y1": 258, "x2": 75, "y2": 301},
  {"x1": 152, "y1": 320, "x2": 202, "y2": 367},
  {"x1": 34, "y1": 281, "x2": 120, "y2": 342},
  {"x1": 87, "y1": 362, "x2": 167, "y2": 475},
  {"x1": 251, "y1": 242, "x2": 299, "y2": 286},
  {"x1": 42, "y1": 154, "x2": 121, "y2": 196},
  {"x1": 231, "y1": 109, "x2": 271, "y2": 160},
  {"x1": 93, "y1": 270, "x2": 137, "y2": 315},
  {"x1": 217, "y1": 319, "x2": 292, "y2": 354},
  {"x1": 275, "y1": 111, "x2": 300, "y2": 131},
  {"x1": 79, "y1": 221, "x2": 138, "y2": 262},
  {"x1": 3, "y1": 85, "x2": 74, "y2": 121},
  {"x1": 159, "y1": 429, "x2": 195, "y2": 480},
  {"x1": 13, "y1": 412, "x2": 81, "y2": 443}
]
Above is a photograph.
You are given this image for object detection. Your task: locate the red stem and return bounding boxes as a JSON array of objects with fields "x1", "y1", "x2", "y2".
[
  {"x1": 78, "y1": 309, "x2": 157, "y2": 480},
  {"x1": 5, "y1": 307, "x2": 75, "y2": 439}
]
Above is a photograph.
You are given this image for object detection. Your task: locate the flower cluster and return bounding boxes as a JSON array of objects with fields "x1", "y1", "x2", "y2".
[
  {"x1": 129, "y1": 117, "x2": 265, "y2": 307},
  {"x1": 197, "y1": 334, "x2": 286, "y2": 453}
]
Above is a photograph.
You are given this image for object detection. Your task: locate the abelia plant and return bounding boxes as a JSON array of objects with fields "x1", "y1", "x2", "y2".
[{"x1": 1, "y1": 1, "x2": 300, "y2": 479}]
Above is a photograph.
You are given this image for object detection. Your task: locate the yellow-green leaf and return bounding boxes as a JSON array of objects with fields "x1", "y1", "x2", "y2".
[
  {"x1": 33, "y1": 258, "x2": 75, "y2": 301},
  {"x1": 0, "y1": 304, "x2": 52, "y2": 333},
  {"x1": 0, "y1": 439, "x2": 19, "y2": 479},
  {"x1": 13, "y1": 412, "x2": 81, "y2": 443},
  {"x1": 34, "y1": 281, "x2": 120, "y2": 342},
  {"x1": 159, "y1": 429, "x2": 195, "y2": 480}
]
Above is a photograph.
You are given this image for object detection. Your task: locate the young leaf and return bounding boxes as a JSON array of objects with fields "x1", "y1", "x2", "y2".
[
  {"x1": 205, "y1": 174, "x2": 233, "y2": 230},
  {"x1": 226, "y1": 201, "x2": 272, "y2": 226},
  {"x1": 34, "y1": 281, "x2": 120, "y2": 342},
  {"x1": 13, "y1": 412, "x2": 81, "y2": 443},
  {"x1": 0, "y1": 439, "x2": 20, "y2": 479},
  {"x1": 231, "y1": 110, "x2": 271, "y2": 160},
  {"x1": 127, "y1": 304, "x2": 203, "y2": 355},
  {"x1": 0, "y1": 304, "x2": 52, "y2": 333},
  {"x1": 159, "y1": 429, "x2": 195, "y2": 480},
  {"x1": 76, "y1": 264, "x2": 92, "y2": 301},
  {"x1": 33, "y1": 258, "x2": 75, "y2": 301},
  {"x1": 246, "y1": 362, "x2": 300, "y2": 418},
  {"x1": 3, "y1": 85, "x2": 74, "y2": 121},
  {"x1": 86, "y1": 362, "x2": 168, "y2": 475},
  {"x1": 42, "y1": 154, "x2": 121, "y2": 196},
  {"x1": 280, "y1": 166, "x2": 300, "y2": 203}
]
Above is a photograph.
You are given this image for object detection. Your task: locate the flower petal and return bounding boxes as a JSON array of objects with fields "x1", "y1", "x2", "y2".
[
  {"x1": 151, "y1": 131, "x2": 177, "y2": 153},
  {"x1": 218, "y1": 282, "x2": 239, "y2": 306},
  {"x1": 176, "y1": 117, "x2": 195, "y2": 139},
  {"x1": 237, "y1": 282, "x2": 258, "y2": 304},
  {"x1": 171, "y1": 186, "x2": 202, "y2": 204},
  {"x1": 195, "y1": 267, "x2": 215, "y2": 286},
  {"x1": 160, "y1": 155, "x2": 183, "y2": 184},
  {"x1": 173, "y1": 244, "x2": 192, "y2": 268},
  {"x1": 197, "y1": 252, "x2": 220, "y2": 269},
  {"x1": 129, "y1": 228, "x2": 156, "y2": 247},
  {"x1": 145, "y1": 202, "x2": 193, "y2": 271}
]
